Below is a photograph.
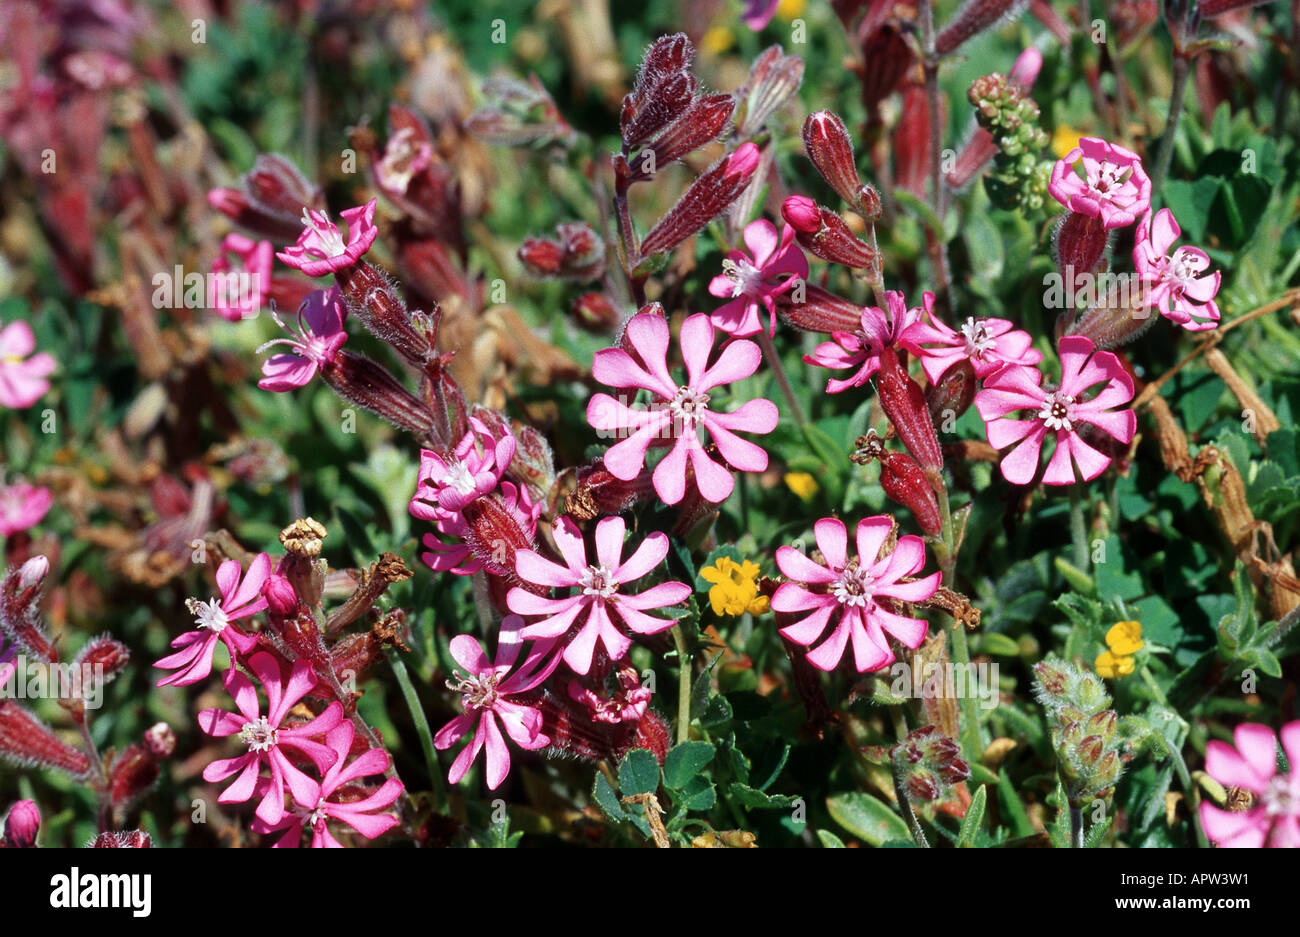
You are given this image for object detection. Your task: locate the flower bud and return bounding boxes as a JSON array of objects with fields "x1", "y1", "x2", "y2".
[
  {"x1": 16, "y1": 556, "x2": 49, "y2": 591},
  {"x1": 781, "y1": 195, "x2": 821, "y2": 233},
  {"x1": 143, "y1": 722, "x2": 176, "y2": 757},
  {"x1": 877, "y1": 347, "x2": 944, "y2": 479},
  {"x1": 517, "y1": 237, "x2": 565, "y2": 276},
  {"x1": 639, "y1": 143, "x2": 761, "y2": 257},
  {"x1": 3, "y1": 799, "x2": 40, "y2": 847},
  {"x1": 879, "y1": 452, "x2": 943, "y2": 535},
  {"x1": 335, "y1": 261, "x2": 432, "y2": 365},
  {"x1": 108, "y1": 744, "x2": 159, "y2": 808},
  {"x1": 210, "y1": 154, "x2": 322, "y2": 243},
  {"x1": 935, "y1": 0, "x2": 1030, "y2": 56},
  {"x1": 802, "y1": 111, "x2": 879, "y2": 218},
  {"x1": 90, "y1": 831, "x2": 152, "y2": 848},
  {"x1": 72, "y1": 635, "x2": 130, "y2": 685},
  {"x1": 1053, "y1": 211, "x2": 1109, "y2": 280},
  {"x1": 571, "y1": 292, "x2": 619, "y2": 332},
  {"x1": 634, "y1": 94, "x2": 736, "y2": 179},
  {"x1": 0, "y1": 702, "x2": 92, "y2": 777},
  {"x1": 263, "y1": 574, "x2": 298, "y2": 618},
  {"x1": 926, "y1": 358, "x2": 977, "y2": 424},
  {"x1": 775, "y1": 283, "x2": 863, "y2": 334},
  {"x1": 462, "y1": 494, "x2": 537, "y2": 584},
  {"x1": 320, "y1": 351, "x2": 435, "y2": 438},
  {"x1": 782, "y1": 198, "x2": 880, "y2": 270},
  {"x1": 735, "y1": 46, "x2": 805, "y2": 138}
]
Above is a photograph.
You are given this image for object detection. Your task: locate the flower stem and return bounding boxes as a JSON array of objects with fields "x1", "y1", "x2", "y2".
[
  {"x1": 756, "y1": 328, "x2": 809, "y2": 432},
  {"x1": 1070, "y1": 805, "x2": 1085, "y2": 848},
  {"x1": 934, "y1": 482, "x2": 983, "y2": 765},
  {"x1": 1069, "y1": 485, "x2": 1090, "y2": 572},
  {"x1": 889, "y1": 706, "x2": 930, "y2": 847},
  {"x1": 1138, "y1": 664, "x2": 1209, "y2": 848},
  {"x1": 671, "y1": 624, "x2": 692, "y2": 745},
  {"x1": 1151, "y1": 54, "x2": 1190, "y2": 193},
  {"x1": 389, "y1": 652, "x2": 446, "y2": 807}
]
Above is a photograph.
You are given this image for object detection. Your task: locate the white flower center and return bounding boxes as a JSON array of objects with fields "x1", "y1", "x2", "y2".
[
  {"x1": 1088, "y1": 161, "x2": 1130, "y2": 201},
  {"x1": 580, "y1": 563, "x2": 618, "y2": 599},
  {"x1": 831, "y1": 566, "x2": 873, "y2": 608},
  {"x1": 669, "y1": 385, "x2": 710, "y2": 431},
  {"x1": 444, "y1": 461, "x2": 479, "y2": 496},
  {"x1": 305, "y1": 804, "x2": 330, "y2": 828},
  {"x1": 1038, "y1": 391, "x2": 1076, "y2": 432},
  {"x1": 1262, "y1": 774, "x2": 1299, "y2": 819},
  {"x1": 185, "y1": 597, "x2": 229, "y2": 634},
  {"x1": 960, "y1": 317, "x2": 995, "y2": 358},
  {"x1": 722, "y1": 258, "x2": 764, "y2": 298},
  {"x1": 1167, "y1": 249, "x2": 1199, "y2": 289},
  {"x1": 448, "y1": 670, "x2": 502, "y2": 710},
  {"x1": 239, "y1": 716, "x2": 278, "y2": 752},
  {"x1": 303, "y1": 209, "x2": 347, "y2": 257}
]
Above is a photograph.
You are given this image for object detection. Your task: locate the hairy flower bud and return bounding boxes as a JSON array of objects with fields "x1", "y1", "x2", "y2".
[
  {"x1": 633, "y1": 94, "x2": 736, "y2": 180},
  {"x1": 571, "y1": 292, "x2": 619, "y2": 333},
  {"x1": 0, "y1": 702, "x2": 92, "y2": 778},
  {"x1": 16, "y1": 556, "x2": 49, "y2": 591},
  {"x1": 775, "y1": 283, "x2": 863, "y2": 334},
  {"x1": 320, "y1": 351, "x2": 435, "y2": 438},
  {"x1": 90, "y1": 830, "x2": 152, "y2": 848},
  {"x1": 3, "y1": 799, "x2": 40, "y2": 847},
  {"x1": 638, "y1": 144, "x2": 761, "y2": 257},
  {"x1": 108, "y1": 744, "x2": 158, "y2": 808},
  {"x1": 879, "y1": 452, "x2": 943, "y2": 535},
  {"x1": 72, "y1": 635, "x2": 130, "y2": 685},
  {"x1": 210, "y1": 154, "x2": 323, "y2": 243},
  {"x1": 926, "y1": 358, "x2": 977, "y2": 424},
  {"x1": 877, "y1": 347, "x2": 944, "y2": 480},
  {"x1": 782, "y1": 197, "x2": 880, "y2": 270},
  {"x1": 143, "y1": 722, "x2": 176, "y2": 757},
  {"x1": 735, "y1": 45, "x2": 805, "y2": 138},
  {"x1": 936, "y1": 0, "x2": 1030, "y2": 56},
  {"x1": 802, "y1": 111, "x2": 878, "y2": 218},
  {"x1": 334, "y1": 261, "x2": 432, "y2": 365},
  {"x1": 263, "y1": 573, "x2": 298, "y2": 618}
]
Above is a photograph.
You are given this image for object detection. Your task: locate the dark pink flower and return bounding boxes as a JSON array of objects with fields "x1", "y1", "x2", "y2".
[
  {"x1": 251, "y1": 722, "x2": 404, "y2": 848},
  {"x1": 741, "y1": 0, "x2": 781, "y2": 30},
  {"x1": 210, "y1": 233, "x2": 272, "y2": 322},
  {"x1": 568, "y1": 665, "x2": 652, "y2": 724},
  {"x1": 803, "y1": 290, "x2": 921, "y2": 394},
  {"x1": 902, "y1": 302, "x2": 1042, "y2": 383},
  {"x1": 974, "y1": 336, "x2": 1136, "y2": 486},
  {"x1": 1133, "y1": 208, "x2": 1221, "y2": 332},
  {"x1": 154, "y1": 554, "x2": 270, "y2": 688},
  {"x1": 586, "y1": 312, "x2": 778, "y2": 505},
  {"x1": 0, "y1": 321, "x2": 55, "y2": 409},
  {"x1": 257, "y1": 287, "x2": 347, "y2": 392},
  {"x1": 507, "y1": 515, "x2": 691, "y2": 674},
  {"x1": 1048, "y1": 137, "x2": 1151, "y2": 229},
  {"x1": 773, "y1": 516, "x2": 941, "y2": 672},
  {"x1": 0, "y1": 482, "x2": 53, "y2": 537},
  {"x1": 708, "y1": 220, "x2": 808, "y2": 338},
  {"x1": 410, "y1": 416, "x2": 517, "y2": 517},
  {"x1": 1200, "y1": 721, "x2": 1300, "y2": 848},
  {"x1": 198, "y1": 652, "x2": 344, "y2": 825},
  {"x1": 434, "y1": 615, "x2": 559, "y2": 790},
  {"x1": 276, "y1": 199, "x2": 379, "y2": 277}
]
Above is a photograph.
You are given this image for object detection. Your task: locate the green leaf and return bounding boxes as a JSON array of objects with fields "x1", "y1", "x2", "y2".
[
  {"x1": 676, "y1": 775, "x2": 717, "y2": 811},
  {"x1": 663, "y1": 741, "x2": 715, "y2": 790},
  {"x1": 593, "y1": 772, "x2": 626, "y2": 822},
  {"x1": 618, "y1": 749, "x2": 660, "y2": 797},
  {"x1": 1084, "y1": 815, "x2": 1114, "y2": 847},
  {"x1": 816, "y1": 829, "x2": 847, "y2": 848},
  {"x1": 957, "y1": 784, "x2": 987, "y2": 847},
  {"x1": 825, "y1": 792, "x2": 911, "y2": 846},
  {"x1": 729, "y1": 783, "x2": 798, "y2": 810}
]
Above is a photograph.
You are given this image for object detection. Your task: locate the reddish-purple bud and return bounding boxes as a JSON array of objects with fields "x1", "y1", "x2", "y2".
[
  {"x1": 320, "y1": 351, "x2": 435, "y2": 439},
  {"x1": 787, "y1": 203, "x2": 881, "y2": 271},
  {"x1": 0, "y1": 702, "x2": 92, "y2": 777},
  {"x1": 211, "y1": 154, "x2": 322, "y2": 243},
  {"x1": 72, "y1": 635, "x2": 130, "y2": 684},
  {"x1": 735, "y1": 45, "x2": 805, "y2": 138},
  {"x1": 335, "y1": 261, "x2": 432, "y2": 366},
  {"x1": 859, "y1": 26, "x2": 916, "y2": 119},
  {"x1": 775, "y1": 283, "x2": 863, "y2": 334},
  {"x1": 143, "y1": 722, "x2": 176, "y2": 757},
  {"x1": 3, "y1": 799, "x2": 40, "y2": 847},
  {"x1": 518, "y1": 237, "x2": 565, "y2": 276},
  {"x1": 462, "y1": 495, "x2": 537, "y2": 584},
  {"x1": 16, "y1": 556, "x2": 49, "y2": 591},
  {"x1": 108, "y1": 744, "x2": 159, "y2": 808},
  {"x1": 638, "y1": 143, "x2": 761, "y2": 257},
  {"x1": 90, "y1": 830, "x2": 152, "y2": 848},
  {"x1": 894, "y1": 84, "x2": 934, "y2": 199},
  {"x1": 935, "y1": 0, "x2": 1030, "y2": 56},
  {"x1": 781, "y1": 194, "x2": 821, "y2": 233},
  {"x1": 878, "y1": 347, "x2": 945, "y2": 480},
  {"x1": 1053, "y1": 211, "x2": 1109, "y2": 280},
  {"x1": 802, "y1": 111, "x2": 878, "y2": 218},
  {"x1": 633, "y1": 94, "x2": 736, "y2": 180},
  {"x1": 571, "y1": 292, "x2": 619, "y2": 332},
  {"x1": 879, "y1": 452, "x2": 943, "y2": 536},
  {"x1": 263, "y1": 574, "x2": 298, "y2": 618},
  {"x1": 926, "y1": 358, "x2": 977, "y2": 424}
]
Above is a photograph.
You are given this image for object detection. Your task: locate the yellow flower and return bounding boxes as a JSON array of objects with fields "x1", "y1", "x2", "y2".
[
  {"x1": 785, "y1": 471, "x2": 818, "y2": 501},
  {"x1": 1105, "y1": 620, "x2": 1144, "y2": 656},
  {"x1": 1095, "y1": 651, "x2": 1135, "y2": 679},
  {"x1": 700, "y1": 556, "x2": 769, "y2": 617},
  {"x1": 777, "y1": 0, "x2": 807, "y2": 19},
  {"x1": 700, "y1": 26, "x2": 734, "y2": 55},
  {"x1": 1051, "y1": 125, "x2": 1082, "y2": 160}
]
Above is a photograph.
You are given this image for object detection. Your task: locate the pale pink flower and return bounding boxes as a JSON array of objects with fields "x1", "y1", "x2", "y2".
[
  {"x1": 257, "y1": 287, "x2": 348, "y2": 391},
  {"x1": 0, "y1": 321, "x2": 55, "y2": 409},
  {"x1": 1048, "y1": 137, "x2": 1151, "y2": 229},
  {"x1": 251, "y1": 722, "x2": 404, "y2": 848},
  {"x1": 708, "y1": 220, "x2": 808, "y2": 337},
  {"x1": 1200, "y1": 721, "x2": 1300, "y2": 848},
  {"x1": 154, "y1": 553, "x2": 270, "y2": 688},
  {"x1": 741, "y1": 0, "x2": 781, "y2": 30},
  {"x1": 974, "y1": 336, "x2": 1136, "y2": 486},
  {"x1": 507, "y1": 515, "x2": 692, "y2": 674},
  {"x1": 586, "y1": 313, "x2": 778, "y2": 505},
  {"x1": 804, "y1": 290, "x2": 922, "y2": 394},
  {"x1": 376, "y1": 127, "x2": 433, "y2": 196},
  {"x1": 210, "y1": 233, "x2": 272, "y2": 322},
  {"x1": 1133, "y1": 208, "x2": 1221, "y2": 332},
  {"x1": 198, "y1": 652, "x2": 344, "y2": 824},
  {"x1": 773, "y1": 516, "x2": 941, "y2": 672},
  {"x1": 276, "y1": 199, "x2": 379, "y2": 277},
  {"x1": 0, "y1": 482, "x2": 53, "y2": 537},
  {"x1": 410, "y1": 417, "x2": 518, "y2": 517},
  {"x1": 434, "y1": 615, "x2": 559, "y2": 790},
  {"x1": 902, "y1": 303, "x2": 1042, "y2": 383}
]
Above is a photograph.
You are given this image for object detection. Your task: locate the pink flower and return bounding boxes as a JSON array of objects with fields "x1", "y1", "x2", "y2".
[
  {"x1": 154, "y1": 553, "x2": 270, "y2": 688},
  {"x1": 1133, "y1": 208, "x2": 1221, "y2": 332},
  {"x1": 210, "y1": 233, "x2": 272, "y2": 322},
  {"x1": 376, "y1": 127, "x2": 433, "y2": 196},
  {"x1": 257, "y1": 287, "x2": 348, "y2": 392},
  {"x1": 803, "y1": 290, "x2": 921, "y2": 394},
  {"x1": 198, "y1": 652, "x2": 345, "y2": 824},
  {"x1": 741, "y1": 0, "x2": 781, "y2": 30},
  {"x1": 974, "y1": 336, "x2": 1136, "y2": 486},
  {"x1": 586, "y1": 313, "x2": 778, "y2": 505},
  {"x1": 417, "y1": 483, "x2": 537, "y2": 577},
  {"x1": 708, "y1": 220, "x2": 808, "y2": 337},
  {"x1": 251, "y1": 722, "x2": 404, "y2": 848},
  {"x1": 0, "y1": 482, "x2": 53, "y2": 537},
  {"x1": 434, "y1": 615, "x2": 559, "y2": 790},
  {"x1": 1048, "y1": 137, "x2": 1151, "y2": 229},
  {"x1": 410, "y1": 417, "x2": 517, "y2": 517},
  {"x1": 507, "y1": 515, "x2": 692, "y2": 674},
  {"x1": 568, "y1": 664, "x2": 652, "y2": 724},
  {"x1": 773, "y1": 516, "x2": 941, "y2": 672},
  {"x1": 1200, "y1": 721, "x2": 1300, "y2": 848},
  {"x1": 276, "y1": 198, "x2": 379, "y2": 277},
  {"x1": 902, "y1": 303, "x2": 1042, "y2": 383},
  {"x1": 0, "y1": 321, "x2": 55, "y2": 409}
]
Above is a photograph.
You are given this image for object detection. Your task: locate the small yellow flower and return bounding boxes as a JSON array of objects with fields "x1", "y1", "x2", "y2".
[
  {"x1": 777, "y1": 0, "x2": 807, "y2": 19},
  {"x1": 700, "y1": 556, "x2": 769, "y2": 617},
  {"x1": 1105, "y1": 620, "x2": 1144, "y2": 656},
  {"x1": 700, "y1": 26, "x2": 734, "y2": 55},
  {"x1": 785, "y1": 471, "x2": 818, "y2": 501},
  {"x1": 1095, "y1": 651, "x2": 1135, "y2": 679},
  {"x1": 1051, "y1": 125, "x2": 1082, "y2": 160}
]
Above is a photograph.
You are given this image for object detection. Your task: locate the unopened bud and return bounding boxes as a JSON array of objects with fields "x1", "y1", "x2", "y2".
[
  {"x1": 143, "y1": 722, "x2": 176, "y2": 757},
  {"x1": 3, "y1": 799, "x2": 40, "y2": 847},
  {"x1": 879, "y1": 452, "x2": 943, "y2": 535},
  {"x1": 877, "y1": 347, "x2": 944, "y2": 479},
  {"x1": 264, "y1": 574, "x2": 298, "y2": 617}
]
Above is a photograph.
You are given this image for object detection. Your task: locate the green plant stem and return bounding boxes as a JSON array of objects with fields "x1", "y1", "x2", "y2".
[
  {"x1": 671, "y1": 624, "x2": 692, "y2": 745},
  {"x1": 1151, "y1": 54, "x2": 1190, "y2": 193},
  {"x1": 390, "y1": 653, "x2": 446, "y2": 808},
  {"x1": 1070, "y1": 805, "x2": 1085, "y2": 848},
  {"x1": 1139, "y1": 664, "x2": 1210, "y2": 848},
  {"x1": 889, "y1": 705, "x2": 930, "y2": 847},
  {"x1": 756, "y1": 329, "x2": 808, "y2": 432},
  {"x1": 934, "y1": 483, "x2": 983, "y2": 765},
  {"x1": 1069, "y1": 486, "x2": 1090, "y2": 572}
]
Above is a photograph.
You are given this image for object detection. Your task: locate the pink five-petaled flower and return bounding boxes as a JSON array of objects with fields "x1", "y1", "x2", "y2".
[
  {"x1": 773, "y1": 516, "x2": 941, "y2": 673},
  {"x1": 507, "y1": 515, "x2": 692, "y2": 674},
  {"x1": 210, "y1": 233, "x2": 273, "y2": 322},
  {"x1": 803, "y1": 290, "x2": 922, "y2": 395},
  {"x1": 198, "y1": 652, "x2": 345, "y2": 825},
  {"x1": 974, "y1": 335, "x2": 1136, "y2": 486},
  {"x1": 1200, "y1": 721, "x2": 1300, "y2": 848},
  {"x1": 154, "y1": 553, "x2": 270, "y2": 688},
  {"x1": 257, "y1": 287, "x2": 348, "y2": 392},
  {"x1": 0, "y1": 482, "x2": 53, "y2": 537},
  {"x1": 1133, "y1": 208, "x2": 1222, "y2": 332},
  {"x1": 276, "y1": 198, "x2": 379, "y2": 277},
  {"x1": 901, "y1": 302, "x2": 1042, "y2": 383},
  {"x1": 251, "y1": 722, "x2": 404, "y2": 848},
  {"x1": 0, "y1": 321, "x2": 56, "y2": 409},
  {"x1": 434, "y1": 615, "x2": 560, "y2": 790},
  {"x1": 1048, "y1": 137, "x2": 1151, "y2": 229},
  {"x1": 708, "y1": 219, "x2": 808, "y2": 338},
  {"x1": 586, "y1": 313, "x2": 778, "y2": 505}
]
